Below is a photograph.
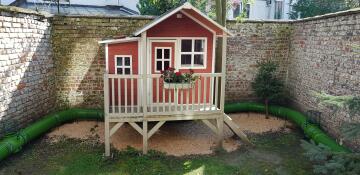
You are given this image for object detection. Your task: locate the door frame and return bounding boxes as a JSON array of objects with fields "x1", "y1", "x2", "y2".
[{"x1": 147, "y1": 39, "x2": 177, "y2": 104}]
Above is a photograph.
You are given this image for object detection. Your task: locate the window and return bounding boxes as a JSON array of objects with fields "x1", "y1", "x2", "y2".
[
  {"x1": 232, "y1": 1, "x2": 249, "y2": 19},
  {"x1": 274, "y1": 0, "x2": 283, "y2": 19},
  {"x1": 115, "y1": 56, "x2": 132, "y2": 75},
  {"x1": 245, "y1": 4, "x2": 250, "y2": 18},
  {"x1": 155, "y1": 47, "x2": 171, "y2": 72},
  {"x1": 180, "y1": 39, "x2": 206, "y2": 68},
  {"x1": 232, "y1": 1, "x2": 241, "y2": 18}
]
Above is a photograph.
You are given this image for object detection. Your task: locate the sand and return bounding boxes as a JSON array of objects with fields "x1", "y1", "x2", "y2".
[{"x1": 46, "y1": 112, "x2": 290, "y2": 156}]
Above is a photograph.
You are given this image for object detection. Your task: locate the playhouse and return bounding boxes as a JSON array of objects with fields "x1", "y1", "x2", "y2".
[{"x1": 99, "y1": 2, "x2": 243, "y2": 156}]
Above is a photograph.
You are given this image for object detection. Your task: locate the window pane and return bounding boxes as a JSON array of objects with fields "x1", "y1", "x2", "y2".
[
  {"x1": 194, "y1": 54, "x2": 204, "y2": 66},
  {"x1": 181, "y1": 54, "x2": 191, "y2": 65},
  {"x1": 117, "y1": 57, "x2": 122, "y2": 66},
  {"x1": 156, "y1": 61, "x2": 162, "y2": 71},
  {"x1": 194, "y1": 40, "x2": 204, "y2": 52},
  {"x1": 233, "y1": 3, "x2": 240, "y2": 18},
  {"x1": 124, "y1": 68, "x2": 130, "y2": 75},
  {"x1": 117, "y1": 68, "x2": 123, "y2": 74},
  {"x1": 164, "y1": 49, "x2": 170, "y2": 59},
  {"x1": 124, "y1": 57, "x2": 130, "y2": 66},
  {"x1": 164, "y1": 61, "x2": 170, "y2": 70},
  {"x1": 181, "y1": 40, "x2": 192, "y2": 52},
  {"x1": 274, "y1": 1, "x2": 283, "y2": 19},
  {"x1": 156, "y1": 49, "x2": 162, "y2": 59}
]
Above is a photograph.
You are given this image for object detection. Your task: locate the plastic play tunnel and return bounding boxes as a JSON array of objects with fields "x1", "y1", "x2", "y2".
[
  {"x1": 0, "y1": 102, "x2": 349, "y2": 161},
  {"x1": 0, "y1": 109, "x2": 103, "y2": 161},
  {"x1": 224, "y1": 102, "x2": 350, "y2": 153}
]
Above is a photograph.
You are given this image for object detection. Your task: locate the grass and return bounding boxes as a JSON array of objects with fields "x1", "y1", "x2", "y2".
[{"x1": 0, "y1": 129, "x2": 314, "y2": 175}]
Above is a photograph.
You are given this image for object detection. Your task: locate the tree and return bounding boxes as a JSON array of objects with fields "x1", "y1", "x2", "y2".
[
  {"x1": 252, "y1": 61, "x2": 284, "y2": 118},
  {"x1": 290, "y1": 0, "x2": 360, "y2": 19},
  {"x1": 137, "y1": 0, "x2": 208, "y2": 16}
]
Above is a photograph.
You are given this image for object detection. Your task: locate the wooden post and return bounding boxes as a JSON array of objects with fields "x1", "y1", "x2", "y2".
[
  {"x1": 104, "y1": 74, "x2": 110, "y2": 157},
  {"x1": 217, "y1": 116, "x2": 224, "y2": 147},
  {"x1": 220, "y1": 33, "x2": 227, "y2": 112},
  {"x1": 143, "y1": 120, "x2": 148, "y2": 154},
  {"x1": 141, "y1": 32, "x2": 148, "y2": 115}
]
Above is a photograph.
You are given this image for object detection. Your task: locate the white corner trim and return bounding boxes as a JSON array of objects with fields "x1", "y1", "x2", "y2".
[
  {"x1": 133, "y1": 2, "x2": 233, "y2": 36},
  {"x1": 99, "y1": 37, "x2": 140, "y2": 44}
]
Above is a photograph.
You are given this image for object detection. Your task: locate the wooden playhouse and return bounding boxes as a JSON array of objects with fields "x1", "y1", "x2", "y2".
[{"x1": 99, "y1": 2, "x2": 247, "y2": 156}]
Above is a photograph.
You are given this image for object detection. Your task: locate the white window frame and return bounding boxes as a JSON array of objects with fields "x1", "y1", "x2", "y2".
[
  {"x1": 115, "y1": 55, "x2": 132, "y2": 75},
  {"x1": 179, "y1": 38, "x2": 207, "y2": 69},
  {"x1": 154, "y1": 47, "x2": 172, "y2": 73}
]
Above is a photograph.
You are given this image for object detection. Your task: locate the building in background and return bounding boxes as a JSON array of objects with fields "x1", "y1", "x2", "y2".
[
  {"x1": 7, "y1": 0, "x2": 139, "y2": 16},
  {"x1": 228, "y1": 0, "x2": 295, "y2": 20}
]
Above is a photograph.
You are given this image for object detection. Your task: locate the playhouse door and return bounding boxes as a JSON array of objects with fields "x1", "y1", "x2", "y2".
[{"x1": 150, "y1": 40, "x2": 176, "y2": 105}]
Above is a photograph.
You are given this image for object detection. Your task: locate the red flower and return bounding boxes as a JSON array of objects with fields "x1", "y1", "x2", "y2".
[
  {"x1": 175, "y1": 72, "x2": 182, "y2": 76},
  {"x1": 160, "y1": 70, "x2": 164, "y2": 74}
]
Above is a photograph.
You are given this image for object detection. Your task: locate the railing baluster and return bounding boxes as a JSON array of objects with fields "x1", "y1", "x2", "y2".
[
  {"x1": 131, "y1": 78, "x2": 134, "y2": 113},
  {"x1": 156, "y1": 78, "x2": 159, "y2": 113},
  {"x1": 180, "y1": 88, "x2": 184, "y2": 112},
  {"x1": 203, "y1": 76, "x2": 207, "y2": 111},
  {"x1": 125, "y1": 78, "x2": 128, "y2": 113},
  {"x1": 168, "y1": 89, "x2": 171, "y2": 112},
  {"x1": 215, "y1": 76, "x2": 219, "y2": 110},
  {"x1": 118, "y1": 78, "x2": 121, "y2": 113},
  {"x1": 111, "y1": 78, "x2": 115, "y2": 113},
  {"x1": 192, "y1": 83, "x2": 195, "y2": 111},
  {"x1": 162, "y1": 78, "x2": 165, "y2": 112},
  {"x1": 186, "y1": 87, "x2": 190, "y2": 111},
  {"x1": 209, "y1": 76, "x2": 214, "y2": 111},
  {"x1": 197, "y1": 78, "x2": 201, "y2": 111}
]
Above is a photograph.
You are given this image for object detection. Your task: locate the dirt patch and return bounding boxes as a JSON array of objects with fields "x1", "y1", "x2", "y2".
[{"x1": 47, "y1": 112, "x2": 290, "y2": 156}]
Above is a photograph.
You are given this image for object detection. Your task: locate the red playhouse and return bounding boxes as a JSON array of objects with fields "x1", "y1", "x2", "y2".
[{"x1": 99, "y1": 2, "x2": 246, "y2": 156}]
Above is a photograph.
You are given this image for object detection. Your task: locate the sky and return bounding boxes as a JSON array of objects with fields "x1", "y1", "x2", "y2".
[{"x1": 1, "y1": 0, "x2": 14, "y2": 5}]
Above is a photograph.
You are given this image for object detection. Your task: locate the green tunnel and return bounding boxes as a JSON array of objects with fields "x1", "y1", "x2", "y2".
[{"x1": 0, "y1": 102, "x2": 350, "y2": 161}]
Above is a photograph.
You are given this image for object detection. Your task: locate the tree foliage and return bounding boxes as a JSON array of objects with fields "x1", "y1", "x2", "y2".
[
  {"x1": 313, "y1": 91, "x2": 360, "y2": 140},
  {"x1": 290, "y1": 0, "x2": 360, "y2": 19},
  {"x1": 301, "y1": 140, "x2": 360, "y2": 175},
  {"x1": 252, "y1": 61, "x2": 284, "y2": 103},
  {"x1": 137, "y1": 0, "x2": 208, "y2": 16}
]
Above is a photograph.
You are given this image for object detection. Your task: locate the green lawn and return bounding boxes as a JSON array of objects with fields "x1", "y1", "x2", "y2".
[{"x1": 0, "y1": 130, "x2": 314, "y2": 175}]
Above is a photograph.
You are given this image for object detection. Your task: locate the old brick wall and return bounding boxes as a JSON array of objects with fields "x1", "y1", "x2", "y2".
[
  {"x1": 225, "y1": 21, "x2": 292, "y2": 102},
  {"x1": 287, "y1": 11, "x2": 360, "y2": 150},
  {"x1": 0, "y1": 7, "x2": 54, "y2": 136},
  {"x1": 52, "y1": 16, "x2": 151, "y2": 109}
]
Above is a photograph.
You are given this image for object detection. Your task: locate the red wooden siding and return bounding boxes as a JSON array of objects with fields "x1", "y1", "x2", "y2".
[
  {"x1": 147, "y1": 11, "x2": 214, "y2": 74},
  {"x1": 108, "y1": 41, "x2": 139, "y2": 106}
]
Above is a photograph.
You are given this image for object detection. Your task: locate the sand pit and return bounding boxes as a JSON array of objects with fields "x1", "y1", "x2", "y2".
[{"x1": 47, "y1": 112, "x2": 291, "y2": 156}]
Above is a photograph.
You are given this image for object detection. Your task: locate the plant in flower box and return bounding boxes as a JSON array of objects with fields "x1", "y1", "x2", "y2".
[{"x1": 160, "y1": 67, "x2": 198, "y2": 89}]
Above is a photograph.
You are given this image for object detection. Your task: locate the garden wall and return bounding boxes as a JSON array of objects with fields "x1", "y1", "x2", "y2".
[
  {"x1": 1, "y1": 6, "x2": 359, "y2": 150},
  {"x1": 225, "y1": 20, "x2": 292, "y2": 102},
  {"x1": 288, "y1": 10, "x2": 360, "y2": 150},
  {"x1": 0, "y1": 7, "x2": 54, "y2": 136},
  {"x1": 51, "y1": 15, "x2": 151, "y2": 109}
]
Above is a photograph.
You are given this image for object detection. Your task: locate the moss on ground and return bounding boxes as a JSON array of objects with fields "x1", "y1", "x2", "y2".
[{"x1": 0, "y1": 130, "x2": 314, "y2": 175}]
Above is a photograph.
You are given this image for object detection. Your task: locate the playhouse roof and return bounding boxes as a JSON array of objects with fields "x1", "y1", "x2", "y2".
[{"x1": 133, "y1": 2, "x2": 233, "y2": 37}]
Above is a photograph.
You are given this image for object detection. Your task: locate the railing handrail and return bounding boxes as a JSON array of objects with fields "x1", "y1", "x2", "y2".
[{"x1": 105, "y1": 73, "x2": 223, "y2": 78}]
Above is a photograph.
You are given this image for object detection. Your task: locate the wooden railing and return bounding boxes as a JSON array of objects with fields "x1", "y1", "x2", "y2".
[{"x1": 104, "y1": 73, "x2": 224, "y2": 117}]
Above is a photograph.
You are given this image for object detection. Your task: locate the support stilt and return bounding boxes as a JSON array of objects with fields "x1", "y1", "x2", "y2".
[
  {"x1": 104, "y1": 116, "x2": 110, "y2": 157},
  {"x1": 143, "y1": 120, "x2": 148, "y2": 154},
  {"x1": 216, "y1": 115, "x2": 224, "y2": 147}
]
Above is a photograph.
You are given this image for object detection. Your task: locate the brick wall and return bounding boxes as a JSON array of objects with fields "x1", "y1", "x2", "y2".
[
  {"x1": 0, "y1": 7, "x2": 54, "y2": 136},
  {"x1": 52, "y1": 16, "x2": 151, "y2": 109},
  {"x1": 288, "y1": 11, "x2": 360, "y2": 150},
  {"x1": 225, "y1": 21, "x2": 292, "y2": 102},
  {"x1": 1, "y1": 6, "x2": 359, "y2": 150}
]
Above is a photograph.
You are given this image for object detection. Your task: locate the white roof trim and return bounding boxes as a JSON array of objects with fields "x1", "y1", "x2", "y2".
[
  {"x1": 98, "y1": 37, "x2": 140, "y2": 44},
  {"x1": 133, "y1": 2, "x2": 233, "y2": 36}
]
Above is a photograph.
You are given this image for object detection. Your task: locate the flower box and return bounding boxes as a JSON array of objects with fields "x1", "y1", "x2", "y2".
[{"x1": 163, "y1": 82, "x2": 192, "y2": 89}]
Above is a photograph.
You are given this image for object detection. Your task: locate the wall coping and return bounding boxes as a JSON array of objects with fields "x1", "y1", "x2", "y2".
[
  {"x1": 53, "y1": 14, "x2": 155, "y2": 20},
  {"x1": 1, "y1": 5, "x2": 360, "y2": 23},
  {"x1": 292, "y1": 7, "x2": 360, "y2": 23},
  {"x1": 0, "y1": 5, "x2": 52, "y2": 17}
]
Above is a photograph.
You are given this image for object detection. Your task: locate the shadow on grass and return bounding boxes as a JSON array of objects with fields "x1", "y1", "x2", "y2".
[{"x1": 0, "y1": 130, "x2": 314, "y2": 175}]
